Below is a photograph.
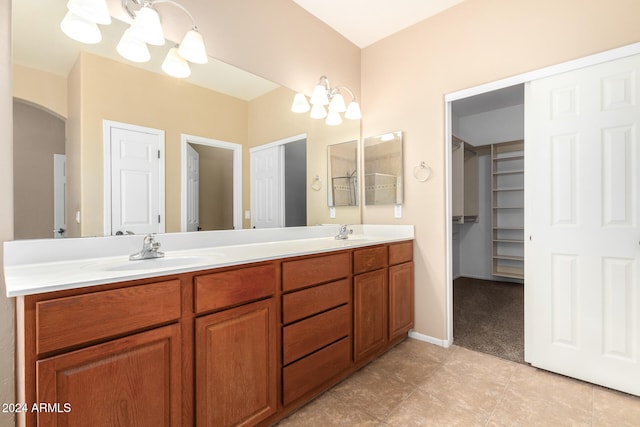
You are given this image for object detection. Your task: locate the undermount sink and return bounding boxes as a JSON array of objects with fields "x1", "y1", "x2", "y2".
[
  {"x1": 83, "y1": 255, "x2": 217, "y2": 272},
  {"x1": 331, "y1": 236, "x2": 375, "y2": 244}
]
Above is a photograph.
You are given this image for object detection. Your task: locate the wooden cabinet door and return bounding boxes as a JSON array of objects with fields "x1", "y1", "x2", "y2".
[
  {"x1": 37, "y1": 324, "x2": 181, "y2": 427},
  {"x1": 353, "y1": 269, "x2": 388, "y2": 363},
  {"x1": 195, "y1": 298, "x2": 277, "y2": 427},
  {"x1": 389, "y1": 262, "x2": 414, "y2": 341}
]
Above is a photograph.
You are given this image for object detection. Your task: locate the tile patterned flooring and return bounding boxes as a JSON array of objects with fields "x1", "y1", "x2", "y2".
[{"x1": 275, "y1": 339, "x2": 640, "y2": 426}]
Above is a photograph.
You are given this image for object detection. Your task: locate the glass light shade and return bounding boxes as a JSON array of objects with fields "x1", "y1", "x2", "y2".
[
  {"x1": 60, "y1": 11, "x2": 102, "y2": 44},
  {"x1": 328, "y1": 92, "x2": 346, "y2": 112},
  {"x1": 310, "y1": 84, "x2": 329, "y2": 105},
  {"x1": 162, "y1": 47, "x2": 191, "y2": 78},
  {"x1": 291, "y1": 93, "x2": 310, "y2": 113},
  {"x1": 178, "y1": 29, "x2": 208, "y2": 64},
  {"x1": 344, "y1": 101, "x2": 362, "y2": 120},
  {"x1": 66, "y1": 0, "x2": 111, "y2": 25},
  {"x1": 117, "y1": 28, "x2": 150, "y2": 63},
  {"x1": 325, "y1": 110, "x2": 343, "y2": 126},
  {"x1": 310, "y1": 104, "x2": 327, "y2": 119},
  {"x1": 130, "y1": 6, "x2": 165, "y2": 46}
]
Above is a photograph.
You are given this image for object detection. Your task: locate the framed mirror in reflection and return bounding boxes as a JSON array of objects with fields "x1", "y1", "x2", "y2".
[
  {"x1": 12, "y1": 0, "x2": 361, "y2": 239},
  {"x1": 327, "y1": 140, "x2": 358, "y2": 207},
  {"x1": 364, "y1": 131, "x2": 404, "y2": 205}
]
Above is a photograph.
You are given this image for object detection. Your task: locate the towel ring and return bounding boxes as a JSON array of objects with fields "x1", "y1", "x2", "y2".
[
  {"x1": 413, "y1": 161, "x2": 431, "y2": 182},
  {"x1": 311, "y1": 175, "x2": 322, "y2": 191}
]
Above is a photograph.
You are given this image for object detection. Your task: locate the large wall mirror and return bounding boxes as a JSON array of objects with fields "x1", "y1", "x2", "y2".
[
  {"x1": 364, "y1": 131, "x2": 404, "y2": 205},
  {"x1": 327, "y1": 140, "x2": 358, "y2": 207},
  {"x1": 12, "y1": 0, "x2": 361, "y2": 239}
]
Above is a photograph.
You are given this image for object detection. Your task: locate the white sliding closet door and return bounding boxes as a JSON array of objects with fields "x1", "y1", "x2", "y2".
[{"x1": 525, "y1": 54, "x2": 640, "y2": 396}]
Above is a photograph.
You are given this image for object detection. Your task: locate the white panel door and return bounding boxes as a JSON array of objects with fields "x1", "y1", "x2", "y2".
[
  {"x1": 186, "y1": 144, "x2": 200, "y2": 232},
  {"x1": 525, "y1": 54, "x2": 640, "y2": 396},
  {"x1": 53, "y1": 153, "x2": 66, "y2": 238},
  {"x1": 110, "y1": 127, "x2": 162, "y2": 235},
  {"x1": 250, "y1": 146, "x2": 283, "y2": 228}
]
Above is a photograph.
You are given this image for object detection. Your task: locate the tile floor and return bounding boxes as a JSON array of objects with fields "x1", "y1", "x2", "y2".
[{"x1": 275, "y1": 339, "x2": 640, "y2": 426}]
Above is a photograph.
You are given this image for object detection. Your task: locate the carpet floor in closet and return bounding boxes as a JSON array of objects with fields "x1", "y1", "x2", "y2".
[{"x1": 453, "y1": 276, "x2": 524, "y2": 364}]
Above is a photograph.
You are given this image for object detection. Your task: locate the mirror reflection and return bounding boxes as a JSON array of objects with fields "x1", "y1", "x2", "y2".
[
  {"x1": 327, "y1": 140, "x2": 358, "y2": 207},
  {"x1": 12, "y1": 0, "x2": 361, "y2": 239},
  {"x1": 364, "y1": 131, "x2": 404, "y2": 205}
]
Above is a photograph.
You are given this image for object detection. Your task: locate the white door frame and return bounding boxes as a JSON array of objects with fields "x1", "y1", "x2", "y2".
[
  {"x1": 443, "y1": 42, "x2": 640, "y2": 347},
  {"x1": 103, "y1": 120, "x2": 165, "y2": 236},
  {"x1": 180, "y1": 134, "x2": 243, "y2": 231},
  {"x1": 249, "y1": 133, "x2": 307, "y2": 228}
]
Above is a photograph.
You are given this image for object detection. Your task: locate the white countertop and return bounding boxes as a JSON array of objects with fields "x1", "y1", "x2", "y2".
[{"x1": 3, "y1": 225, "x2": 414, "y2": 297}]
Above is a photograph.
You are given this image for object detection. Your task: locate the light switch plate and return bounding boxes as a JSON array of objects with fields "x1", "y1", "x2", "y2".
[
  {"x1": 244, "y1": 210, "x2": 251, "y2": 219},
  {"x1": 329, "y1": 207, "x2": 336, "y2": 218},
  {"x1": 394, "y1": 204, "x2": 402, "y2": 218}
]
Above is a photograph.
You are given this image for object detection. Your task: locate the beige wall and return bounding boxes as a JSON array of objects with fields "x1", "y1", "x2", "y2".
[
  {"x1": 12, "y1": 64, "x2": 67, "y2": 118},
  {"x1": 76, "y1": 52, "x2": 247, "y2": 236},
  {"x1": 361, "y1": 0, "x2": 640, "y2": 340},
  {"x1": 248, "y1": 86, "x2": 361, "y2": 227},
  {"x1": 195, "y1": 144, "x2": 234, "y2": 230}
]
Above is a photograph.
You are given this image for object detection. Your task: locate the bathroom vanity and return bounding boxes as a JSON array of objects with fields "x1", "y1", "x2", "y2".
[{"x1": 5, "y1": 225, "x2": 414, "y2": 426}]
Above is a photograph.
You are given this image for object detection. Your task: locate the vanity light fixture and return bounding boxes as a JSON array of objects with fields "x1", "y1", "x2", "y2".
[
  {"x1": 291, "y1": 76, "x2": 362, "y2": 126},
  {"x1": 60, "y1": 0, "x2": 208, "y2": 79},
  {"x1": 60, "y1": 0, "x2": 112, "y2": 44}
]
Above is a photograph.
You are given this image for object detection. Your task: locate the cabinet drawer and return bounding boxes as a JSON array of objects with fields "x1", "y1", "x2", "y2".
[
  {"x1": 353, "y1": 246, "x2": 387, "y2": 274},
  {"x1": 282, "y1": 279, "x2": 350, "y2": 325},
  {"x1": 195, "y1": 264, "x2": 275, "y2": 314},
  {"x1": 282, "y1": 252, "x2": 350, "y2": 292},
  {"x1": 282, "y1": 337, "x2": 351, "y2": 405},
  {"x1": 36, "y1": 280, "x2": 181, "y2": 355},
  {"x1": 282, "y1": 304, "x2": 350, "y2": 365},
  {"x1": 389, "y1": 241, "x2": 413, "y2": 265}
]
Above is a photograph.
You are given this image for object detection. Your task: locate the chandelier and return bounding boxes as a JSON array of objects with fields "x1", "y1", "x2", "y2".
[
  {"x1": 60, "y1": 0, "x2": 208, "y2": 78},
  {"x1": 291, "y1": 76, "x2": 362, "y2": 126}
]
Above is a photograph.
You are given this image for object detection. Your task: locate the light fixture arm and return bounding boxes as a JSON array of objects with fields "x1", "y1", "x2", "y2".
[
  {"x1": 122, "y1": 0, "x2": 199, "y2": 29},
  {"x1": 334, "y1": 85, "x2": 358, "y2": 103}
]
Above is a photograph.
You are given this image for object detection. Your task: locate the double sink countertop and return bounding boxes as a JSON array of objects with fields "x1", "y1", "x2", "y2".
[{"x1": 3, "y1": 224, "x2": 414, "y2": 297}]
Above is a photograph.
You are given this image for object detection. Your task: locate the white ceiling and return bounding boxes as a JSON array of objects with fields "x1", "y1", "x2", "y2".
[
  {"x1": 452, "y1": 84, "x2": 524, "y2": 118},
  {"x1": 292, "y1": 0, "x2": 465, "y2": 48}
]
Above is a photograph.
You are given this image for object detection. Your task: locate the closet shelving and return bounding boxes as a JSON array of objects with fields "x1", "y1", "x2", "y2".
[
  {"x1": 491, "y1": 140, "x2": 524, "y2": 279},
  {"x1": 451, "y1": 135, "x2": 479, "y2": 223}
]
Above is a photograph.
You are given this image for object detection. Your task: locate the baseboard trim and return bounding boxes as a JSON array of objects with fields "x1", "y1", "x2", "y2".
[{"x1": 408, "y1": 330, "x2": 452, "y2": 348}]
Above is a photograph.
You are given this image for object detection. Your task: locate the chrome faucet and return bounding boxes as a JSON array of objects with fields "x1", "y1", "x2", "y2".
[
  {"x1": 130, "y1": 234, "x2": 165, "y2": 260},
  {"x1": 335, "y1": 224, "x2": 353, "y2": 240}
]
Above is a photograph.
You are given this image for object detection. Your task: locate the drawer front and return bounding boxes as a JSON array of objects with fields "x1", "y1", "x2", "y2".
[
  {"x1": 282, "y1": 252, "x2": 350, "y2": 292},
  {"x1": 282, "y1": 337, "x2": 351, "y2": 405},
  {"x1": 282, "y1": 279, "x2": 350, "y2": 325},
  {"x1": 36, "y1": 280, "x2": 181, "y2": 355},
  {"x1": 353, "y1": 246, "x2": 387, "y2": 274},
  {"x1": 282, "y1": 304, "x2": 350, "y2": 365},
  {"x1": 195, "y1": 264, "x2": 275, "y2": 314},
  {"x1": 389, "y1": 241, "x2": 413, "y2": 265}
]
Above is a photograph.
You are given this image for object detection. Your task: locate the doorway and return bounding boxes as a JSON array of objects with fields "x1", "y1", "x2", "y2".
[
  {"x1": 250, "y1": 134, "x2": 307, "y2": 229},
  {"x1": 450, "y1": 85, "x2": 525, "y2": 363},
  {"x1": 13, "y1": 99, "x2": 66, "y2": 239},
  {"x1": 445, "y1": 44, "x2": 640, "y2": 397},
  {"x1": 180, "y1": 134, "x2": 243, "y2": 231}
]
